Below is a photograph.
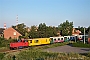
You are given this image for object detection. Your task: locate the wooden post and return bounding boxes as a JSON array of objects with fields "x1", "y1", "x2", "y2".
[{"x1": 84, "y1": 27, "x2": 85, "y2": 44}]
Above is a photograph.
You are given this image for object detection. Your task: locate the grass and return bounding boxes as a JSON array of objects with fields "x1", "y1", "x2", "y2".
[
  {"x1": 0, "y1": 47, "x2": 9, "y2": 52},
  {"x1": 0, "y1": 53, "x2": 5, "y2": 60},
  {"x1": 2, "y1": 49, "x2": 90, "y2": 60},
  {"x1": 72, "y1": 42, "x2": 90, "y2": 48}
]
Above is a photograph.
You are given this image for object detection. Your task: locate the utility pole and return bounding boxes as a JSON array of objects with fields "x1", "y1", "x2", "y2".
[
  {"x1": 75, "y1": 36, "x2": 76, "y2": 43},
  {"x1": 84, "y1": 27, "x2": 85, "y2": 44}
]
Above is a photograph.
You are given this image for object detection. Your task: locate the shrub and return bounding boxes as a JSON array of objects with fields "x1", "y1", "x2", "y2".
[{"x1": 0, "y1": 37, "x2": 17, "y2": 48}]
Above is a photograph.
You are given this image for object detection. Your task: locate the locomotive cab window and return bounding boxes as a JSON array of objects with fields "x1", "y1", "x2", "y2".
[
  {"x1": 24, "y1": 40, "x2": 28, "y2": 42},
  {"x1": 18, "y1": 40, "x2": 21, "y2": 42},
  {"x1": 34, "y1": 40, "x2": 39, "y2": 43}
]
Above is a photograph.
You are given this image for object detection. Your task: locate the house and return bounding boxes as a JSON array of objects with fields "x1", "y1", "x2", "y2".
[
  {"x1": 72, "y1": 28, "x2": 81, "y2": 36},
  {"x1": 0, "y1": 28, "x2": 4, "y2": 38},
  {"x1": 4, "y1": 27, "x2": 22, "y2": 39}
]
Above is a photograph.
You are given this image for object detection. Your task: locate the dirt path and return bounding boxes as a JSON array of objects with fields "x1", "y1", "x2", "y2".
[{"x1": 44, "y1": 45, "x2": 90, "y2": 53}]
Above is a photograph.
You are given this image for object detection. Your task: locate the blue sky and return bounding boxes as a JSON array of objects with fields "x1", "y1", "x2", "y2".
[{"x1": 0, "y1": 0, "x2": 90, "y2": 28}]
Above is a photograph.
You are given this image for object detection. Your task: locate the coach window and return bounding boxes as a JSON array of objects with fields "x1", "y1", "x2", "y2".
[
  {"x1": 54, "y1": 38, "x2": 56, "y2": 41},
  {"x1": 30, "y1": 40, "x2": 32, "y2": 43},
  {"x1": 35, "y1": 40, "x2": 38, "y2": 43},
  {"x1": 61, "y1": 38, "x2": 63, "y2": 40},
  {"x1": 58, "y1": 38, "x2": 60, "y2": 40},
  {"x1": 68, "y1": 37, "x2": 69, "y2": 39}
]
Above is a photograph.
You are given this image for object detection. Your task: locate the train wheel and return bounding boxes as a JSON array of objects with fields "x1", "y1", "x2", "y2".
[
  {"x1": 24, "y1": 46, "x2": 28, "y2": 48},
  {"x1": 18, "y1": 46, "x2": 24, "y2": 49},
  {"x1": 14, "y1": 47, "x2": 17, "y2": 50},
  {"x1": 10, "y1": 47, "x2": 12, "y2": 50}
]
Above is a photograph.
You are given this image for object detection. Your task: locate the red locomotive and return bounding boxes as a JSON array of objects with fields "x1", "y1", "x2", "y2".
[{"x1": 10, "y1": 39, "x2": 29, "y2": 50}]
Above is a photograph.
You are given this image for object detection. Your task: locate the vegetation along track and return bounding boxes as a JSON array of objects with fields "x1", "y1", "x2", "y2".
[
  {"x1": 0, "y1": 48, "x2": 29, "y2": 54},
  {"x1": 0, "y1": 42, "x2": 69, "y2": 54}
]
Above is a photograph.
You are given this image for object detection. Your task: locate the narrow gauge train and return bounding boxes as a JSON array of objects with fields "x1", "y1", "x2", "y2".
[
  {"x1": 10, "y1": 36, "x2": 66, "y2": 49},
  {"x1": 10, "y1": 38, "x2": 51, "y2": 49},
  {"x1": 10, "y1": 35, "x2": 87, "y2": 49}
]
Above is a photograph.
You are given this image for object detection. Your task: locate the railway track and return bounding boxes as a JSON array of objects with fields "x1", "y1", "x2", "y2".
[
  {"x1": 0, "y1": 45, "x2": 44, "y2": 53},
  {"x1": 0, "y1": 46, "x2": 45, "y2": 54},
  {"x1": 0, "y1": 48, "x2": 29, "y2": 54},
  {"x1": 0, "y1": 42, "x2": 69, "y2": 53}
]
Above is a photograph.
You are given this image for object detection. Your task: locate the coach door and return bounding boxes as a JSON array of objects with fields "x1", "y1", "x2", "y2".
[{"x1": 50, "y1": 38, "x2": 54, "y2": 44}]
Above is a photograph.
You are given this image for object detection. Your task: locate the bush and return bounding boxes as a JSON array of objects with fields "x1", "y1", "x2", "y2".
[{"x1": 0, "y1": 37, "x2": 17, "y2": 48}]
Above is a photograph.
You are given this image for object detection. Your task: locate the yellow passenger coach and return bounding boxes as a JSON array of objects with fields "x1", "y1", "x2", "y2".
[{"x1": 28, "y1": 38, "x2": 51, "y2": 46}]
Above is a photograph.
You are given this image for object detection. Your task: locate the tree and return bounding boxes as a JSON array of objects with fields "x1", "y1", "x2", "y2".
[
  {"x1": 45, "y1": 26, "x2": 58, "y2": 37},
  {"x1": 38, "y1": 23, "x2": 59, "y2": 38},
  {"x1": 86, "y1": 26, "x2": 90, "y2": 34},
  {"x1": 28, "y1": 25, "x2": 38, "y2": 38},
  {"x1": 77, "y1": 26, "x2": 84, "y2": 34},
  {"x1": 38, "y1": 23, "x2": 47, "y2": 38},
  {"x1": 58, "y1": 20, "x2": 73, "y2": 36}
]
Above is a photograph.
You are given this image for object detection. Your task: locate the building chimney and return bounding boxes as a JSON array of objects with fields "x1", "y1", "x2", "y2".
[{"x1": 4, "y1": 23, "x2": 6, "y2": 29}]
